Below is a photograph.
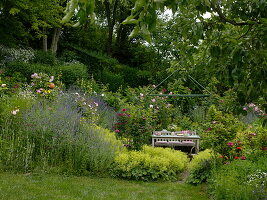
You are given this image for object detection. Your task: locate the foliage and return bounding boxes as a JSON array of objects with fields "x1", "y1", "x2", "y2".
[
  {"x1": 187, "y1": 149, "x2": 215, "y2": 185},
  {"x1": 113, "y1": 106, "x2": 154, "y2": 150},
  {"x1": 101, "y1": 69, "x2": 124, "y2": 91},
  {"x1": 33, "y1": 50, "x2": 57, "y2": 65},
  {"x1": 0, "y1": 45, "x2": 34, "y2": 66},
  {"x1": 0, "y1": 91, "x2": 122, "y2": 175},
  {"x1": 29, "y1": 72, "x2": 62, "y2": 100},
  {"x1": 0, "y1": 71, "x2": 27, "y2": 96},
  {"x1": 6, "y1": 62, "x2": 55, "y2": 81},
  {"x1": 236, "y1": 126, "x2": 267, "y2": 159},
  {"x1": 209, "y1": 158, "x2": 267, "y2": 200},
  {"x1": 201, "y1": 105, "x2": 242, "y2": 158},
  {"x1": 112, "y1": 146, "x2": 188, "y2": 181},
  {"x1": 5, "y1": 62, "x2": 87, "y2": 87},
  {"x1": 58, "y1": 63, "x2": 88, "y2": 86}
]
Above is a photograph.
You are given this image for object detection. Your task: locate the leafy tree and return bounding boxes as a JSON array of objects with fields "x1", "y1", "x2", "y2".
[{"x1": 0, "y1": 0, "x2": 66, "y2": 53}]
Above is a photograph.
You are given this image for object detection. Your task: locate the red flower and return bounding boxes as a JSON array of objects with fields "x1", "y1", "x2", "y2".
[
  {"x1": 261, "y1": 147, "x2": 267, "y2": 151},
  {"x1": 236, "y1": 147, "x2": 242, "y2": 150},
  {"x1": 122, "y1": 109, "x2": 126, "y2": 112},
  {"x1": 234, "y1": 156, "x2": 239, "y2": 159},
  {"x1": 118, "y1": 113, "x2": 123, "y2": 116}
]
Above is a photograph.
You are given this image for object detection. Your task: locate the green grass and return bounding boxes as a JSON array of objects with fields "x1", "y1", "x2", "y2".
[{"x1": 0, "y1": 173, "x2": 209, "y2": 200}]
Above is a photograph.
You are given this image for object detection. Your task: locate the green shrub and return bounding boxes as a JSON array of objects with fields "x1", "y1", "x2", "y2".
[
  {"x1": 209, "y1": 158, "x2": 267, "y2": 200},
  {"x1": 112, "y1": 146, "x2": 189, "y2": 181},
  {"x1": 58, "y1": 63, "x2": 87, "y2": 86},
  {"x1": 6, "y1": 62, "x2": 87, "y2": 86},
  {"x1": 101, "y1": 70, "x2": 124, "y2": 91},
  {"x1": 33, "y1": 50, "x2": 56, "y2": 65},
  {"x1": 187, "y1": 149, "x2": 215, "y2": 185},
  {"x1": 6, "y1": 62, "x2": 55, "y2": 81}
]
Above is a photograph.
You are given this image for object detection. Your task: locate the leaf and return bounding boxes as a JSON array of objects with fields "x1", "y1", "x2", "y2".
[{"x1": 9, "y1": 8, "x2": 20, "y2": 15}]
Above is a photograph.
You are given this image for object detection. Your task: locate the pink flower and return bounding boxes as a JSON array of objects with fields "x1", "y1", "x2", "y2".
[
  {"x1": 151, "y1": 99, "x2": 156, "y2": 102},
  {"x1": 248, "y1": 103, "x2": 255, "y2": 108},
  {"x1": 206, "y1": 128, "x2": 212, "y2": 131},
  {"x1": 31, "y1": 73, "x2": 38, "y2": 78},
  {"x1": 249, "y1": 133, "x2": 257, "y2": 136},
  {"x1": 163, "y1": 88, "x2": 167, "y2": 93},
  {"x1": 254, "y1": 106, "x2": 259, "y2": 112},
  {"x1": 243, "y1": 107, "x2": 247, "y2": 111},
  {"x1": 115, "y1": 129, "x2": 120, "y2": 133},
  {"x1": 118, "y1": 113, "x2": 123, "y2": 116},
  {"x1": 227, "y1": 142, "x2": 234, "y2": 147},
  {"x1": 240, "y1": 156, "x2": 246, "y2": 160},
  {"x1": 169, "y1": 92, "x2": 173, "y2": 95}
]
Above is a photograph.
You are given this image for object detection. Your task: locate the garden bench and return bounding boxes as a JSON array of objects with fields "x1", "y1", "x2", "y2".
[{"x1": 151, "y1": 130, "x2": 200, "y2": 154}]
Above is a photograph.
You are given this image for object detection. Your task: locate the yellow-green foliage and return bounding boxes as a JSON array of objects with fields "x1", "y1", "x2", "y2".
[
  {"x1": 188, "y1": 149, "x2": 213, "y2": 171},
  {"x1": 113, "y1": 146, "x2": 189, "y2": 181},
  {"x1": 92, "y1": 125, "x2": 123, "y2": 154}
]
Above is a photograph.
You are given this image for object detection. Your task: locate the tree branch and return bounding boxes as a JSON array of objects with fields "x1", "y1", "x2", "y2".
[{"x1": 209, "y1": 0, "x2": 260, "y2": 26}]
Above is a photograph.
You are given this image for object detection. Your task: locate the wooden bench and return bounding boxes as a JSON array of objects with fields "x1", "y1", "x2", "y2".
[{"x1": 152, "y1": 130, "x2": 200, "y2": 154}]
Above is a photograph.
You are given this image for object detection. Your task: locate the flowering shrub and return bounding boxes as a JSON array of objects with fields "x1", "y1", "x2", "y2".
[
  {"x1": 30, "y1": 72, "x2": 62, "y2": 99},
  {"x1": 201, "y1": 105, "x2": 242, "y2": 158},
  {"x1": 113, "y1": 105, "x2": 155, "y2": 150},
  {"x1": 236, "y1": 126, "x2": 267, "y2": 159},
  {"x1": 209, "y1": 159, "x2": 266, "y2": 200},
  {"x1": 247, "y1": 170, "x2": 267, "y2": 199},
  {"x1": 241, "y1": 102, "x2": 267, "y2": 126},
  {"x1": 73, "y1": 91, "x2": 116, "y2": 129},
  {"x1": 0, "y1": 45, "x2": 34, "y2": 66},
  {"x1": 112, "y1": 146, "x2": 188, "y2": 181}
]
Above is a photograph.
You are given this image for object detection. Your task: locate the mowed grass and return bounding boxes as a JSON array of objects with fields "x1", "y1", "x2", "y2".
[{"x1": 0, "y1": 172, "x2": 209, "y2": 200}]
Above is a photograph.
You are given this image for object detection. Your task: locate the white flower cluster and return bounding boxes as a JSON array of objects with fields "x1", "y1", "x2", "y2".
[
  {"x1": 0, "y1": 45, "x2": 34, "y2": 64},
  {"x1": 247, "y1": 170, "x2": 267, "y2": 188}
]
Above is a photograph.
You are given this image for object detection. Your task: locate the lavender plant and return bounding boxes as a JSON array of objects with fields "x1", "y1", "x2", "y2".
[{"x1": 1, "y1": 90, "x2": 121, "y2": 175}]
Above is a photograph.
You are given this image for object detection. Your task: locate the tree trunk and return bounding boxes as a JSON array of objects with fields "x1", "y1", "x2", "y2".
[
  {"x1": 51, "y1": 27, "x2": 61, "y2": 54},
  {"x1": 104, "y1": 0, "x2": 118, "y2": 55},
  {"x1": 43, "y1": 28, "x2": 48, "y2": 52}
]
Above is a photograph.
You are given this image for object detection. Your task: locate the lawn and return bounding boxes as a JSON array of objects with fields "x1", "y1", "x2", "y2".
[{"x1": 0, "y1": 173, "x2": 208, "y2": 200}]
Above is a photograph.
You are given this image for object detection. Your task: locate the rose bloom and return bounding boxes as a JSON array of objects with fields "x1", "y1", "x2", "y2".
[
  {"x1": 122, "y1": 109, "x2": 126, "y2": 112},
  {"x1": 227, "y1": 142, "x2": 234, "y2": 147},
  {"x1": 115, "y1": 129, "x2": 120, "y2": 133},
  {"x1": 236, "y1": 147, "x2": 242, "y2": 150},
  {"x1": 261, "y1": 147, "x2": 267, "y2": 151},
  {"x1": 234, "y1": 156, "x2": 239, "y2": 159}
]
